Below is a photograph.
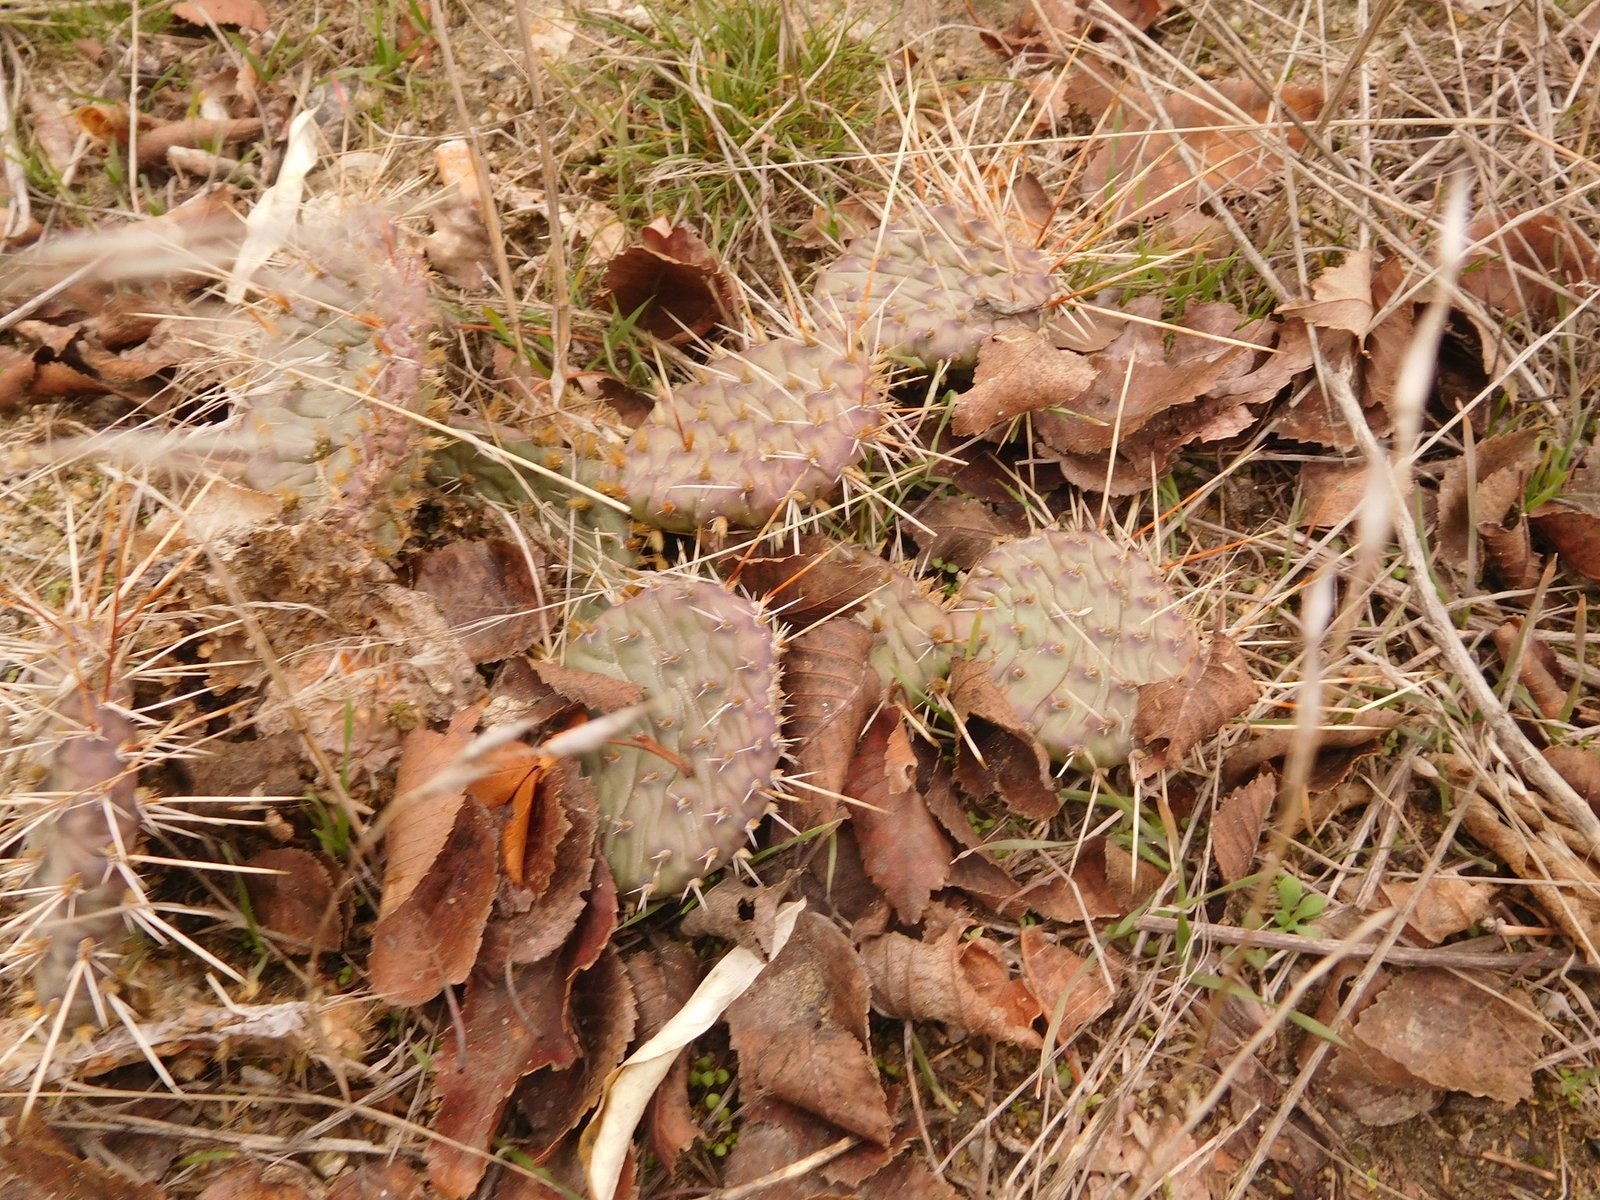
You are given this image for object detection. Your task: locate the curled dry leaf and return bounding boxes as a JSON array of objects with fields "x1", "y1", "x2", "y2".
[
  {"x1": 381, "y1": 706, "x2": 481, "y2": 917},
  {"x1": 598, "y1": 218, "x2": 734, "y2": 345},
  {"x1": 861, "y1": 923, "x2": 1043, "y2": 1048},
  {"x1": 1081, "y1": 78, "x2": 1324, "y2": 225},
  {"x1": 412, "y1": 539, "x2": 548, "y2": 664},
  {"x1": 242, "y1": 847, "x2": 345, "y2": 954},
  {"x1": 726, "y1": 910, "x2": 893, "y2": 1145},
  {"x1": 1211, "y1": 772, "x2": 1276, "y2": 885},
  {"x1": 1133, "y1": 633, "x2": 1256, "y2": 776},
  {"x1": 847, "y1": 709, "x2": 952, "y2": 925},
  {"x1": 951, "y1": 329, "x2": 1097, "y2": 437},
  {"x1": 134, "y1": 116, "x2": 266, "y2": 169},
  {"x1": 622, "y1": 944, "x2": 703, "y2": 1173},
  {"x1": 1491, "y1": 619, "x2": 1568, "y2": 720},
  {"x1": 947, "y1": 657, "x2": 1060, "y2": 819},
  {"x1": 1377, "y1": 878, "x2": 1495, "y2": 946},
  {"x1": 782, "y1": 618, "x2": 879, "y2": 825}
]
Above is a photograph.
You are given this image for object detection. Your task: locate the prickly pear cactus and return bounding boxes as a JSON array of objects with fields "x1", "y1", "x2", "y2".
[
  {"x1": 620, "y1": 336, "x2": 885, "y2": 533},
  {"x1": 430, "y1": 426, "x2": 636, "y2": 572},
  {"x1": 811, "y1": 206, "x2": 1056, "y2": 369},
  {"x1": 952, "y1": 529, "x2": 1201, "y2": 767},
  {"x1": 562, "y1": 577, "x2": 783, "y2": 897},
  {"x1": 227, "y1": 209, "x2": 437, "y2": 554},
  {"x1": 854, "y1": 568, "x2": 956, "y2": 701}
]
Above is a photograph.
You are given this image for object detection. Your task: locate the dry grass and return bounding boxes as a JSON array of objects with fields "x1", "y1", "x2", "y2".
[{"x1": 3, "y1": 0, "x2": 1600, "y2": 1197}]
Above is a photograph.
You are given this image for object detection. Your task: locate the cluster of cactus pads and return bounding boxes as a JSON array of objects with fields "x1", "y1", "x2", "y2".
[
  {"x1": 561, "y1": 577, "x2": 784, "y2": 897},
  {"x1": 565, "y1": 529, "x2": 1198, "y2": 896},
  {"x1": 953, "y1": 529, "x2": 1202, "y2": 766}
]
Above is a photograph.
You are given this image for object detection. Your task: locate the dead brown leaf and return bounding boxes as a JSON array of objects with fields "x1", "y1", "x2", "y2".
[
  {"x1": 1463, "y1": 210, "x2": 1599, "y2": 320},
  {"x1": 1019, "y1": 926, "x2": 1118, "y2": 1044},
  {"x1": 1543, "y1": 746, "x2": 1600, "y2": 815},
  {"x1": 1437, "y1": 430, "x2": 1542, "y2": 588},
  {"x1": 737, "y1": 536, "x2": 890, "y2": 623},
  {"x1": 197, "y1": 1165, "x2": 314, "y2": 1200},
  {"x1": 861, "y1": 923, "x2": 1043, "y2": 1047},
  {"x1": 1378, "y1": 878, "x2": 1495, "y2": 946},
  {"x1": 427, "y1": 955, "x2": 582, "y2": 1198},
  {"x1": 908, "y1": 495, "x2": 1021, "y2": 570},
  {"x1": 1348, "y1": 969, "x2": 1543, "y2": 1105},
  {"x1": 1299, "y1": 461, "x2": 1371, "y2": 529},
  {"x1": 172, "y1": 0, "x2": 270, "y2": 30},
  {"x1": 782, "y1": 618, "x2": 879, "y2": 826},
  {"x1": 369, "y1": 801, "x2": 498, "y2": 1007},
  {"x1": 951, "y1": 329, "x2": 1097, "y2": 437},
  {"x1": 0, "y1": 1122, "x2": 167, "y2": 1200},
  {"x1": 1211, "y1": 772, "x2": 1276, "y2": 885},
  {"x1": 381, "y1": 706, "x2": 481, "y2": 917},
  {"x1": 133, "y1": 116, "x2": 265, "y2": 169},
  {"x1": 1221, "y1": 709, "x2": 1407, "y2": 792},
  {"x1": 982, "y1": 0, "x2": 1162, "y2": 61},
  {"x1": 848, "y1": 709, "x2": 952, "y2": 925},
  {"x1": 412, "y1": 539, "x2": 547, "y2": 664},
  {"x1": 1081, "y1": 79, "x2": 1323, "y2": 225},
  {"x1": 728, "y1": 910, "x2": 893, "y2": 1145},
  {"x1": 598, "y1": 218, "x2": 734, "y2": 345},
  {"x1": 326, "y1": 1163, "x2": 426, "y2": 1200},
  {"x1": 1279, "y1": 248, "x2": 1374, "y2": 336},
  {"x1": 1531, "y1": 455, "x2": 1600, "y2": 581},
  {"x1": 947, "y1": 658, "x2": 1060, "y2": 819},
  {"x1": 242, "y1": 848, "x2": 344, "y2": 954},
  {"x1": 1133, "y1": 634, "x2": 1256, "y2": 776},
  {"x1": 468, "y1": 744, "x2": 570, "y2": 895}
]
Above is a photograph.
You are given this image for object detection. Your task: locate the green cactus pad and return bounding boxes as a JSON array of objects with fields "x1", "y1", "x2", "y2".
[
  {"x1": 952, "y1": 529, "x2": 1201, "y2": 767},
  {"x1": 854, "y1": 569, "x2": 956, "y2": 701},
  {"x1": 562, "y1": 577, "x2": 783, "y2": 897},
  {"x1": 811, "y1": 206, "x2": 1056, "y2": 369},
  {"x1": 620, "y1": 336, "x2": 885, "y2": 533}
]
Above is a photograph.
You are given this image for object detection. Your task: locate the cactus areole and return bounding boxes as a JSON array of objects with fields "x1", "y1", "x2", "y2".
[
  {"x1": 562, "y1": 577, "x2": 783, "y2": 898},
  {"x1": 953, "y1": 529, "x2": 1202, "y2": 767}
]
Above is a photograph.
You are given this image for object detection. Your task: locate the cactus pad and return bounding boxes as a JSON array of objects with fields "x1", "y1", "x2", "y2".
[
  {"x1": 952, "y1": 529, "x2": 1201, "y2": 767},
  {"x1": 620, "y1": 336, "x2": 885, "y2": 532},
  {"x1": 562, "y1": 577, "x2": 783, "y2": 897},
  {"x1": 227, "y1": 210, "x2": 436, "y2": 553},
  {"x1": 854, "y1": 569, "x2": 956, "y2": 701},
  {"x1": 811, "y1": 206, "x2": 1056, "y2": 369}
]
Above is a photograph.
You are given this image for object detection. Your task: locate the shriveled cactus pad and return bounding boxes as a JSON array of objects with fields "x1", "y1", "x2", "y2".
[
  {"x1": 562, "y1": 577, "x2": 783, "y2": 897},
  {"x1": 953, "y1": 529, "x2": 1201, "y2": 767},
  {"x1": 811, "y1": 206, "x2": 1056, "y2": 368},
  {"x1": 621, "y1": 336, "x2": 885, "y2": 532}
]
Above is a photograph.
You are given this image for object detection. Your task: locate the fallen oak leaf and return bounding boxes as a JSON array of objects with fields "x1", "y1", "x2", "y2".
[
  {"x1": 1279, "y1": 248, "x2": 1375, "y2": 336},
  {"x1": 1019, "y1": 925, "x2": 1119, "y2": 1045}
]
